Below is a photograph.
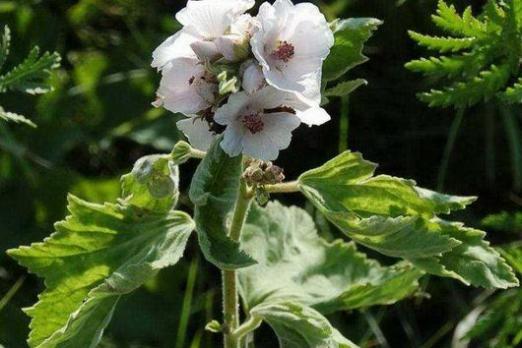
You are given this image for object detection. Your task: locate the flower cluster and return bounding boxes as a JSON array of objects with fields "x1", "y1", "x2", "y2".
[{"x1": 152, "y1": 0, "x2": 334, "y2": 160}]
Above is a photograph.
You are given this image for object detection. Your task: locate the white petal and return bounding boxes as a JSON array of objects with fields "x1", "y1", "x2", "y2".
[
  {"x1": 157, "y1": 58, "x2": 210, "y2": 115},
  {"x1": 176, "y1": 0, "x2": 254, "y2": 38},
  {"x1": 296, "y1": 106, "x2": 331, "y2": 126},
  {"x1": 221, "y1": 121, "x2": 246, "y2": 157},
  {"x1": 214, "y1": 92, "x2": 250, "y2": 125},
  {"x1": 151, "y1": 30, "x2": 198, "y2": 69},
  {"x1": 177, "y1": 118, "x2": 215, "y2": 151},
  {"x1": 242, "y1": 113, "x2": 299, "y2": 161},
  {"x1": 190, "y1": 40, "x2": 221, "y2": 61},
  {"x1": 242, "y1": 62, "x2": 266, "y2": 95}
]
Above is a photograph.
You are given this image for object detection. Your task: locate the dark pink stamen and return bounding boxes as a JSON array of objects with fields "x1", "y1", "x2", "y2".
[
  {"x1": 242, "y1": 113, "x2": 264, "y2": 134},
  {"x1": 270, "y1": 41, "x2": 295, "y2": 62}
]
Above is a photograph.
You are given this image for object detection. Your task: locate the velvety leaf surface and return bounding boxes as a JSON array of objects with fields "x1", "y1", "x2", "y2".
[
  {"x1": 250, "y1": 301, "x2": 358, "y2": 348},
  {"x1": 8, "y1": 155, "x2": 194, "y2": 347},
  {"x1": 238, "y1": 202, "x2": 422, "y2": 313},
  {"x1": 189, "y1": 137, "x2": 256, "y2": 270},
  {"x1": 298, "y1": 151, "x2": 518, "y2": 288},
  {"x1": 323, "y1": 18, "x2": 382, "y2": 82}
]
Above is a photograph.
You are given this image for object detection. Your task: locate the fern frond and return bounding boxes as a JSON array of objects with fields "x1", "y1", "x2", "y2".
[
  {"x1": 500, "y1": 78, "x2": 522, "y2": 104},
  {"x1": 0, "y1": 47, "x2": 61, "y2": 95},
  {"x1": 432, "y1": 1, "x2": 486, "y2": 37},
  {"x1": 0, "y1": 26, "x2": 10, "y2": 71},
  {"x1": 406, "y1": 56, "x2": 468, "y2": 78},
  {"x1": 419, "y1": 63, "x2": 511, "y2": 108},
  {"x1": 0, "y1": 106, "x2": 36, "y2": 128},
  {"x1": 408, "y1": 31, "x2": 476, "y2": 53}
]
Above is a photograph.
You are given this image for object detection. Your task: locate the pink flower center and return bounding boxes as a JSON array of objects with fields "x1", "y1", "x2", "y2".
[
  {"x1": 270, "y1": 41, "x2": 295, "y2": 63},
  {"x1": 242, "y1": 113, "x2": 264, "y2": 134}
]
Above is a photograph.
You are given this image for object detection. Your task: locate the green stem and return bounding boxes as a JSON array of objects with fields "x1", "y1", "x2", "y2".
[
  {"x1": 264, "y1": 180, "x2": 299, "y2": 194},
  {"x1": 500, "y1": 105, "x2": 522, "y2": 191},
  {"x1": 0, "y1": 276, "x2": 25, "y2": 312},
  {"x1": 175, "y1": 257, "x2": 199, "y2": 348},
  {"x1": 190, "y1": 147, "x2": 206, "y2": 160},
  {"x1": 232, "y1": 316, "x2": 263, "y2": 342},
  {"x1": 223, "y1": 180, "x2": 253, "y2": 348},
  {"x1": 338, "y1": 95, "x2": 350, "y2": 153},
  {"x1": 437, "y1": 108, "x2": 465, "y2": 192}
]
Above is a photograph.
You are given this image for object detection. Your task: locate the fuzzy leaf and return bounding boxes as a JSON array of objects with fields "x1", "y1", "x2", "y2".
[
  {"x1": 298, "y1": 151, "x2": 518, "y2": 288},
  {"x1": 0, "y1": 106, "x2": 36, "y2": 127},
  {"x1": 238, "y1": 202, "x2": 422, "y2": 313},
  {"x1": 0, "y1": 47, "x2": 60, "y2": 94},
  {"x1": 323, "y1": 18, "x2": 382, "y2": 82},
  {"x1": 189, "y1": 136, "x2": 256, "y2": 270},
  {"x1": 325, "y1": 79, "x2": 367, "y2": 97},
  {"x1": 250, "y1": 301, "x2": 359, "y2": 348},
  {"x1": 8, "y1": 154, "x2": 194, "y2": 347}
]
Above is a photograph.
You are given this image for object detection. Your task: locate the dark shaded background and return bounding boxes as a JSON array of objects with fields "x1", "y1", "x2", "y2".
[{"x1": 0, "y1": 0, "x2": 520, "y2": 347}]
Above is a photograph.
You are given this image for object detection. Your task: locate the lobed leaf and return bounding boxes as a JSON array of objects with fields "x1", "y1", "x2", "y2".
[
  {"x1": 238, "y1": 202, "x2": 422, "y2": 313},
  {"x1": 8, "y1": 155, "x2": 193, "y2": 347},
  {"x1": 408, "y1": 31, "x2": 476, "y2": 53},
  {"x1": 0, "y1": 106, "x2": 36, "y2": 128},
  {"x1": 323, "y1": 18, "x2": 382, "y2": 82},
  {"x1": 297, "y1": 151, "x2": 518, "y2": 288},
  {"x1": 189, "y1": 136, "x2": 256, "y2": 270},
  {"x1": 0, "y1": 47, "x2": 61, "y2": 94},
  {"x1": 432, "y1": 1, "x2": 486, "y2": 37}
]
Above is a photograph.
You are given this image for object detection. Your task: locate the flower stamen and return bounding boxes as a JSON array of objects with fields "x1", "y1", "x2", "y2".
[
  {"x1": 242, "y1": 113, "x2": 264, "y2": 134},
  {"x1": 270, "y1": 41, "x2": 295, "y2": 62}
]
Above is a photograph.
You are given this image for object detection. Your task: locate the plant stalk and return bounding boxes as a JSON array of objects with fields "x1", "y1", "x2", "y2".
[
  {"x1": 264, "y1": 180, "x2": 300, "y2": 194},
  {"x1": 223, "y1": 180, "x2": 252, "y2": 348},
  {"x1": 437, "y1": 108, "x2": 465, "y2": 191}
]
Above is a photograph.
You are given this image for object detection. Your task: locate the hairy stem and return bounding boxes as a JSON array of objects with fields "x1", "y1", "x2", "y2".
[
  {"x1": 190, "y1": 147, "x2": 206, "y2": 160},
  {"x1": 264, "y1": 180, "x2": 300, "y2": 194},
  {"x1": 437, "y1": 108, "x2": 465, "y2": 191},
  {"x1": 223, "y1": 180, "x2": 253, "y2": 348},
  {"x1": 232, "y1": 316, "x2": 263, "y2": 342}
]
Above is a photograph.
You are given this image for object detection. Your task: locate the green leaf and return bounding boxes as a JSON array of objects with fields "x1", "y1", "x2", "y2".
[
  {"x1": 0, "y1": 47, "x2": 61, "y2": 94},
  {"x1": 431, "y1": 1, "x2": 486, "y2": 37},
  {"x1": 121, "y1": 154, "x2": 179, "y2": 213},
  {"x1": 323, "y1": 18, "x2": 382, "y2": 82},
  {"x1": 501, "y1": 243, "x2": 522, "y2": 275},
  {"x1": 411, "y1": 221, "x2": 519, "y2": 288},
  {"x1": 297, "y1": 151, "x2": 518, "y2": 288},
  {"x1": 418, "y1": 63, "x2": 512, "y2": 108},
  {"x1": 324, "y1": 79, "x2": 367, "y2": 97},
  {"x1": 482, "y1": 211, "x2": 522, "y2": 234},
  {"x1": 0, "y1": 106, "x2": 36, "y2": 127},
  {"x1": 189, "y1": 137, "x2": 256, "y2": 270},
  {"x1": 8, "y1": 155, "x2": 194, "y2": 347},
  {"x1": 0, "y1": 25, "x2": 10, "y2": 71},
  {"x1": 238, "y1": 202, "x2": 422, "y2": 313},
  {"x1": 250, "y1": 301, "x2": 359, "y2": 348},
  {"x1": 408, "y1": 31, "x2": 475, "y2": 53}
]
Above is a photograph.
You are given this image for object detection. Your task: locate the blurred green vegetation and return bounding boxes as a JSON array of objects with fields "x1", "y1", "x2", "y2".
[{"x1": 0, "y1": 0, "x2": 521, "y2": 347}]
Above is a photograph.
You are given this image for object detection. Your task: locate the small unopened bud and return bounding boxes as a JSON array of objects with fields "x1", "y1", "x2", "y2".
[
  {"x1": 205, "y1": 320, "x2": 223, "y2": 333},
  {"x1": 171, "y1": 141, "x2": 193, "y2": 165},
  {"x1": 243, "y1": 160, "x2": 285, "y2": 186}
]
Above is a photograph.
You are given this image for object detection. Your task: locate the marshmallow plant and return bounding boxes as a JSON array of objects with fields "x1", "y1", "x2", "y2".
[{"x1": 8, "y1": 1, "x2": 519, "y2": 348}]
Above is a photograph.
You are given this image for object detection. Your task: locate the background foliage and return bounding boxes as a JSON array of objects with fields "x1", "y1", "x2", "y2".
[{"x1": 1, "y1": 0, "x2": 521, "y2": 347}]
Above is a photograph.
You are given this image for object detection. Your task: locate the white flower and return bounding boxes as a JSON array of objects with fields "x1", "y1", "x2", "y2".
[
  {"x1": 177, "y1": 116, "x2": 216, "y2": 151},
  {"x1": 214, "y1": 14, "x2": 257, "y2": 62},
  {"x1": 251, "y1": 0, "x2": 334, "y2": 106},
  {"x1": 152, "y1": 0, "x2": 255, "y2": 68},
  {"x1": 153, "y1": 58, "x2": 217, "y2": 115},
  {"x1": 214, "y1": 86, "x2": 301, "y2": 160}
]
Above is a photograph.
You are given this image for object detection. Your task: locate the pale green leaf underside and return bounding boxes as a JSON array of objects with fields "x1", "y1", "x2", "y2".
[
  {"x1": 323, "y1": 18, "x2": 382, "y2": 82},
  {"x1": 189, "y1": 136, "x2": 256, "y2": 270},
  {"x1": 250, "y1": 301, "x2": 359, "y2": 348},
  {"x1": 298, "y1": 151, "x2": 518, "y2": 288},
  {"x1": 324, "y1": 79, "x2": 367, "y2": 97},
  {"x1": 239, "y1": 202, "x2": 422, "y2": 313},
  {"x1": 8, "y1": 155, "x2": 193, "y2": 347}
]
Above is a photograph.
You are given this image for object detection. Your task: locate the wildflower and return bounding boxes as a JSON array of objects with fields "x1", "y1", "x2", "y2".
[
  {"x1": 251, "y1": 0, "x2": 334, "y2": 105},
  {"x1": 153, "y1": 58, "x2": 218, "y2": 115},
  {"x1": 214, "y1": 86, "x2": 301, "y2": 160}
]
